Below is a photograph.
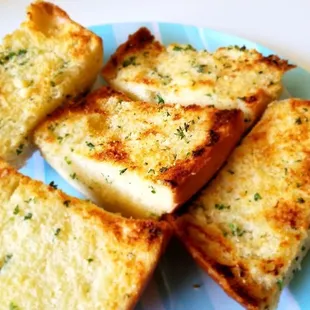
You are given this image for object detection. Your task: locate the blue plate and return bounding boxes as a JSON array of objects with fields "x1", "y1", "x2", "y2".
[{"x1": 21, "y1": 22, "x2": 310, "y2": 310}]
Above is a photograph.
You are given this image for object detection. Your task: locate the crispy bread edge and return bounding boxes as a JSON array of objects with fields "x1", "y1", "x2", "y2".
[
  {"x1": 167, "y1": 214, "x2": 264, "y2": 310},
  {"x1": 102, "y1": 27, "x2": 158, "y2": 80},
  {"x1": 164, "y1": 109, "x2": 245, "y2": 211}
]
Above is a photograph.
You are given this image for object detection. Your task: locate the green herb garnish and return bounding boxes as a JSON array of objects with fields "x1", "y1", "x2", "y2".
[
  {"x1": 159, "y1": 167, "x2": 168, "y2": 173},
  {"x1": 119, "y1": 168, "x2": 128, "y2": 175},
  {"x1": 297, "y1": 197, "x2": 305, "y2": 203},
  {"x1": 0, "y1": 254, "x2": 13, "y2": 271},
  {"x1": 254, "y1": 193, "x2": 262, "y2": 201},
  {"x1": 276, "y1": 279, "x2": 283, "y2": 290},
  {"x1": 64, "y1": 156, "x2": 72, "y2": 165},
  {"x1": 24, "y1": 213, "x2": 32, "y2": 220},
  {"x1": 173, "y1": 46, "x2": 183, "y2": 51},
  {"x1": 229, "y1": 223, "x2": 245, "y2": 237},
  {"x1": 86, "y1": 141, "x2": 95, "y2": 149},
  {"x1": 16, "y1": 144, "x2": 24, "y2": 155},
  {"x1": 63, "y1": 200, "x2": 71, "y2": 207},
  {"x1": 156, "y1": 94, "x2": 165, "y2": 104},
  {"x1": 49, "y1": 181, "x2": 58, "y2": 189},
  {"x1": 122, "y1": 56, "x2": 136, "y2": 67},
  {"x1": 13, "y1": 205, "x2": 19, "y2": 215},
  {"x1": 215, "y1": 204, "x2": 230, "y2": 210},
  {"x1": 9, "y1": 302, "x2": 19, "y2": 310},
  {"x1": 70, "y1": 172, "x2": 77, "y2": 180},
  {"x1": 54, "y1": 228, "x2": 61, "y2": 236},
  {"x1": 195, "y1": 64, "x2": 206, "y2": 73}
]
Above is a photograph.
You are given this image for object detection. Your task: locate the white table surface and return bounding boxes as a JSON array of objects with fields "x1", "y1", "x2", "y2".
[{"x1": 0, "y1": 0, "x2": 309, "y2": 70}]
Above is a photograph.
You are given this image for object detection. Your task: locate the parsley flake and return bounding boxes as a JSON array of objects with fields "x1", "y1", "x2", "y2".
[
  {"x1": 159, "y1": 167, "x2": 168, "y2": 173},
  {"x1": 215, "y1": 203, "x2": 230, "y2": 210},
  {"x1": 173, "y1": 46, "x2": 183, "y2": 51},
  {"x1": 156, "y1": 94, "x2": 165, "y2": 104},
  {"x1": 229, "y1": 223, "x2": 245, "y2": 237},
  {"x1": 13, "y1": 205, "x2": 19, "y2": 215},
  {"x1": 49, "y1": 181, "x2": 58, "y2": 189},
  {"x1": 63, "y1": 200, "x2": 71, "y2": 207},
  {"x1": 122, "y1": 56, "x2": 136, "y2": 67},
  {"x1": 0, "y1": 254, "x2": 13, "y2": 271},
  {"x1": 16, "y1": 144, "x2": 24, "y2": 155},
  {"x1": 119, "y1": 168, "x2": 128, "y2": 175},
  {"x1": 9, "y1": 302, "x2": 19, "y2": 310},
  {"x1": 70, "y1": 172, "x2": 77, "y2": 180},
  {"x1": 254, "y1": 193, "x2": 262, "y2": 201},
  {"x1": 174, "y1": 122, "x2": 190, "y2": 140},
  {"x1": 64, "y1": 156, "x2": 72, "y2": 165},
  {"x1": 276, "y1": 279, "x2": 284, "y2": 290},
  {"x1": 24, "y1": 213, "x2": 32, "y2": 220},
  {"x1": 86, "y1": 141, "x2": 95, "y2": 149},
  {"x1": 195, "y1": 64, "x2": 206, "y2": 73},
  {"x1": 297, "y1": 197, "x2": 305, "y2": 204}
]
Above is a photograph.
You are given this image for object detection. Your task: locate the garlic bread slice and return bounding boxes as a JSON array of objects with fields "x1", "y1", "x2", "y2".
[
  {"x1": 102, "y1": 27, "x2": 294, "y2": 128},
  {"x1": 0, "y1": 159, "x2": 170, "y2": 309},
  {"x1": 0, "y1": 1, "x2": 103, "y2": 166},
  {"x1": 34, "y1": 87, "x2": 244, "y2": 218},
  {"x1": 170, "y1": 99, "x2": 310, "y2": 310}
]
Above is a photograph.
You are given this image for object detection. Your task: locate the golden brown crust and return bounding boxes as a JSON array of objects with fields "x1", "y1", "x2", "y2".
[
  {"x1": 256, "y1": 54, "x2": 295, "y2": 72},
  {"x1": 26, "y1": 1, "x2": 103, "y2": 58},
  {"x1": 163, "y1": 109, "x2": 244, "y2": 207},
  {"x1": 102, "y1": 27, "x2": 160, "y2": 80}
]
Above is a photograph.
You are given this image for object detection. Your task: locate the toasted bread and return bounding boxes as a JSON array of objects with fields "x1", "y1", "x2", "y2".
[
  {"x1": 0, "y1": 1, "x2": 103, "y2": 167},
  {"x1": 0, "y1": 159, "x2": 170, "y2": 309},
  {"x1": 102, "y1": 27, "x2": 294, "y2": 128},
  {"x1": 34, "y1": 86, "x2": 244, "y2": 218},
  {"x1": 170, "y1": 98, "x2": 310, "y2": 310}
]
